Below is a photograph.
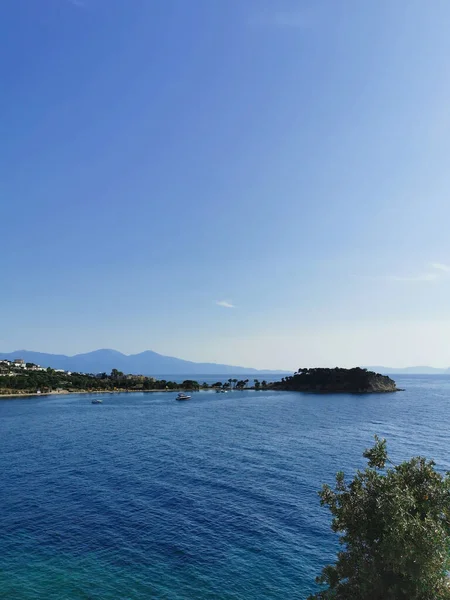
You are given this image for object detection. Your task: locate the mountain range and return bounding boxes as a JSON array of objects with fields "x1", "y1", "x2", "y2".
[
  {"x1": 2, "y1": 349, "x2": 447, "y2": 376},
  {"x1": 0, "y1": 349, "x2": 288, "y2": 376}
]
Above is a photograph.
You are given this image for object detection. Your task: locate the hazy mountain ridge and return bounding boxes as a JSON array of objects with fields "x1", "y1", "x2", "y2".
[
  {"x1": 0, "y1": 349, "x2": 288, "y2": 376},
  {"x1": 365, "y1": 366, "x2": 450, "y2": 375}
]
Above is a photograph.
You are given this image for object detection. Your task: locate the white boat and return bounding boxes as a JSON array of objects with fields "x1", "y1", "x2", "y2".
[
  {"x1": 91, "y1": 398, "x2": 103, "y2": 404},
  {"x1": 176, "y1": 393, "x2": 191, "y2": 401}
]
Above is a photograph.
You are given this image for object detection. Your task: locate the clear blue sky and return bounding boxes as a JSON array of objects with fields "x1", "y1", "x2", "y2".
[{"x1": 2, "y1": 0, "x2": 450, "y2": 369}]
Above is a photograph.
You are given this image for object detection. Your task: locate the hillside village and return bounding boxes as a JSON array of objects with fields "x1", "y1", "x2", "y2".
[{"x1": 0, "y1": 358, "x2": 71, "y2": 376}]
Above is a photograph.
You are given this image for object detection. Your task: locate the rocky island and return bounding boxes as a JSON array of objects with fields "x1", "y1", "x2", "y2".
[{"x1": 271, "y1": 367, "x2": 399, "y2": 393}]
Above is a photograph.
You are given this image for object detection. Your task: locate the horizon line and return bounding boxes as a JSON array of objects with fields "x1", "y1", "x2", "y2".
[{"x1": 1, "y1": 349, "x2": 450, "y2": 372}]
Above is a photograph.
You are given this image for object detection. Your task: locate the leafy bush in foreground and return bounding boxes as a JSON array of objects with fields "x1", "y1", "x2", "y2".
[{"x1": 309, "y1": 436, "x2": 450, "y2": 600}]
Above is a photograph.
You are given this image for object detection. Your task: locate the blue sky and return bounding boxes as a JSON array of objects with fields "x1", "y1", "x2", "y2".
[{"x1": 2, "y1": 0, "x2": 450, "y2": 369}]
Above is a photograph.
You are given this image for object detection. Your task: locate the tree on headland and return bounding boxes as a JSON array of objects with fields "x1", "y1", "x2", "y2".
[
  {"x1": 181, "y1": 380, "x2": 200, "y2": 391},
  {"x1": 308, "y1": 436, "x2": 450, "y2": 600},
  {"x1": 254, "y1": 379, "x2": 260, "y2": 389},
  {"x1": 110, "y1": 369, "x2": 124, "y2": 379}
]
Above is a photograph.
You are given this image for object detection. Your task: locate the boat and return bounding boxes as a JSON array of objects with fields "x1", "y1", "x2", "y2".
[
  {"x1": 176, "y1": 393, "x2": 191, "y2": 401},
  {"x1": 91, "y1": 398, "x2": 103, "y2": 404}
]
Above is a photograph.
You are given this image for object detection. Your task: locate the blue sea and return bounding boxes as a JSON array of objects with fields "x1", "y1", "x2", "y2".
[{"x1": 1, "y1": 375, "x2": 450, "y2": 599}]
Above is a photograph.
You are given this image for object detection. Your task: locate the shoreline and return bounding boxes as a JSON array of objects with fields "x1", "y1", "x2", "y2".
[
  {"x1": 0, "y1": 386, "x2": 404, "y2": 399},
  {"x1": 0, "y1": 388, "x2": 185, "y2": 399}
]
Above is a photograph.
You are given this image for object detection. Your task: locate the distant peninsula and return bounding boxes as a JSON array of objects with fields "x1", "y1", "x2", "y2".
[
  {"x1": 365, "y1": 365, "x2": 450, "y2": 375},
  {"x1": 272, "y1": 367, "x2": 399, "y2": 393}
]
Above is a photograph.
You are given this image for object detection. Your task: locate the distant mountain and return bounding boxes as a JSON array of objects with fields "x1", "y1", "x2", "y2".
[
  {"x1": 0, "y1": 349, "x2": 288, "y2": 376},
  {"x1": 365, "y1": 366, "x2": 450, "y2": 375}
]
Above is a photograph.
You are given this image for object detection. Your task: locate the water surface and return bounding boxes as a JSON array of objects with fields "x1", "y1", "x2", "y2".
[{"x1": 1, "y1": 375, "x2": 449, "y2": 599}]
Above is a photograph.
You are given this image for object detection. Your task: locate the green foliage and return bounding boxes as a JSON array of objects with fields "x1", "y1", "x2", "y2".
[
  {"x1": 0, "y1": 370, "x2": 200, "y2": 394},
  {"x1": 309, "y1": 436, "x2": 450, "y2": 600},
  {"x1": 275, "y1": 367, "x2": 396, "y2": 393},
  {"x1": 181, "y1": 380, "x2": 200, "y2": 390}
]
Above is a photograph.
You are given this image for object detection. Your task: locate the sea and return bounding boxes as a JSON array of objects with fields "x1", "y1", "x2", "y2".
[{"x1": 1, "y1": 374, "x2": 450, "y2": 599}]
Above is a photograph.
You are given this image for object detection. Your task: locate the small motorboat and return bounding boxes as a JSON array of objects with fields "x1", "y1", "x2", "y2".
[
  {"x1": 176, "y1": 393, "x2": 191, "y2": 401},
  {"x1": 91, "y1": 398, "x2": 103, "y2": 404}
]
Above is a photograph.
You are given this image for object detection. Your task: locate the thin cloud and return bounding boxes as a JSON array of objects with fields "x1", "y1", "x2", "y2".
[
  {"x1": 388, "y1": 262, "x2": 450, "y2": 282},
  {"x1": 430, "y1": 262, "x2": 450, "y2": 272},
  {"x1": 216, "y1": 300, "x2": 235, "y2": 309},
  {"x1": 388, "y1": 273, "x2": 439, "y2": 282}
]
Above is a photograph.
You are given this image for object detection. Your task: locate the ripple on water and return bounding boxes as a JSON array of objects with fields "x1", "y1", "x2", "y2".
[{"x1": 1, "y1": 377, "x2": 450, "y2": 598}]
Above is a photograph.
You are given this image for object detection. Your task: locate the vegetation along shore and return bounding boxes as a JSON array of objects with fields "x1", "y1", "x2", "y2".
[
  {"x1": 0, "y1": 360, "x2": 399, "y2": 397},
  {"x1": 0, "y1": 360, "x2": 268, "y2": 397}
]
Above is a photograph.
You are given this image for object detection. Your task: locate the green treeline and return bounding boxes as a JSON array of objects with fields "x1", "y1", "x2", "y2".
[
  {"x1": 0, "y1": 369, "x2": 201, "y2": 394},
  {"x1": 0, "y1": 369, "x2": 269, "y2": 395}
]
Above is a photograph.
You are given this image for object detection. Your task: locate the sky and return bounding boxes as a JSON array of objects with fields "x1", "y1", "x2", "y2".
[{"x1": 2, "y1": 0, "x2": 450, "y2": 370}]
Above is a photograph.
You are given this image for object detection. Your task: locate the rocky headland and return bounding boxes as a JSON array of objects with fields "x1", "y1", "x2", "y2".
[{"x1": 271, "y1": 367, "x2": 399, "y2": 393}]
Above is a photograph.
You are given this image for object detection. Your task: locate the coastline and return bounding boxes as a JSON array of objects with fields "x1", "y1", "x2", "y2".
[
  {"x1": 0, "y1": 386, "x2": 404, "y2": 399},
  {"x1": 0, "y1": 388, "x2": 181, "y2": 399}
]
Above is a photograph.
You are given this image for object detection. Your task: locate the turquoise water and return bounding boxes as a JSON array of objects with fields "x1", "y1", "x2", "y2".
[{"x1": 1, "y1": 376, "x2": 450, "y2": 599}]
